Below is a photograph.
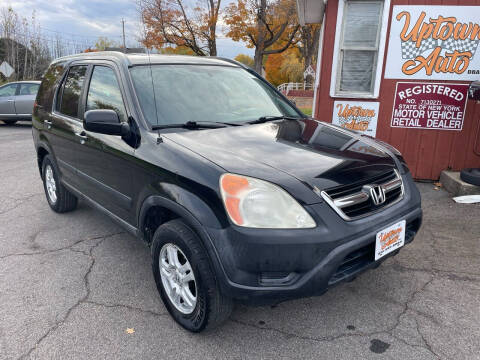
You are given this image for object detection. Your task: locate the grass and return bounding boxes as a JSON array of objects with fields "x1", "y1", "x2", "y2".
[{"x1": 299, "y1": 107, "x2": 313, "y2": 116}]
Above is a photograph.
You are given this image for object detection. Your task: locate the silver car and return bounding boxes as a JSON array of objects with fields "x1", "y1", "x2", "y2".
[{"x1": 0, "y1": 81, "x2": 41, "y2": 125}]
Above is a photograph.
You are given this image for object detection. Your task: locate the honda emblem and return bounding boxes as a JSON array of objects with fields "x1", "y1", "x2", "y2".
[{"x1": 363, "y1": 185, "x2": 386, "y2": 206}]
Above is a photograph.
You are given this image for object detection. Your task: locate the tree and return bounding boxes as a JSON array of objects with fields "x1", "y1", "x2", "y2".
[
  {"x1": 139, "y1": 0, "x2": 221, "y2": 56},
  {"x1": 159, "y1": 45, "x2": 195, "y2": 55},
  {"x1": 94, "y1": 36, "x2": 118, "y2": 51},
  {"x1": 264, "y1": 47, "x2": 302, "y2": 86},
  {"x1": 0, "y1": 6, "x2": 50, "y2": 80},
  {"x1": 297, "y1": 24, "x2": 320, "y2": 83},
  {"x1": 224, "y1": 0, "x2": 300, "y2": 73},
  {"x1": 279, "y1": 48, "x2": 303, "y2": 82},
  {"x1": 234, "y1": 53, "x2": 254, "y2": 68}
]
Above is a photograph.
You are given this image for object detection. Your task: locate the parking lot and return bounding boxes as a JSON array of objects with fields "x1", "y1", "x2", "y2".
[{"x1": 0, "y1": 122, "x2": 479, "y2": 360}]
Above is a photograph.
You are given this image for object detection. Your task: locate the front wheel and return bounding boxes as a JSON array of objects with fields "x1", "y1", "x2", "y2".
[{"x1": 151, "y1": 219, "x2": 233, "y2": 332}]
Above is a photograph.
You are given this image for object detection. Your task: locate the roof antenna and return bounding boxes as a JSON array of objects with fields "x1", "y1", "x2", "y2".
[{"x1": 142, "y1": 17, "x2": 161, "y2": 142}]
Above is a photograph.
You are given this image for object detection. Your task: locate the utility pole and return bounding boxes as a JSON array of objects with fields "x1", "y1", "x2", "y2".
[{"x1": 122, "y1": 18, "x2": 126, "y2": 48}]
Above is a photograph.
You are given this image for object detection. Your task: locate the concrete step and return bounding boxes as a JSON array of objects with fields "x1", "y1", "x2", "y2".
[{"x1": 439, "y1": 170, "x2": 480, "y2": 196}]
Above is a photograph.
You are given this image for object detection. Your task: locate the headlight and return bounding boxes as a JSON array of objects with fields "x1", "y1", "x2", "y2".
[{"x1": 219, "y1": 173, "x2": 316, "y2": 229}]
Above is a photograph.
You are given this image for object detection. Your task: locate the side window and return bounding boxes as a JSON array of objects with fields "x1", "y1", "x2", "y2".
[
  {"x1": 19, "y1": 83, "x2": 40, "y2": 96},
  {"x1": 86, "y1": 66, "x2": 127, "y2": 122},
  {"x1": 37, "y1": 61, "x2": 66, "y2": 110},
  {"x1": 58, "y1": 65, "x2": 88, "y2": 118},
  {"x1": 0, "y1": 83, "x2": 17, "y2": 97}
]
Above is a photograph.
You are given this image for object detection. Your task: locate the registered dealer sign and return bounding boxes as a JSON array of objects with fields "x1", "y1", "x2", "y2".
[{"x1": 391, "y1": 82, "x2": 469, "y2": 130}]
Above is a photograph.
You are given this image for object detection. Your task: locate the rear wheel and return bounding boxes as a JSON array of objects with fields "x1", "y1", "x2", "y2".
[
  {"x1": 41, "y1": 155, "x2": 78, "y2": 213},
  {"x1": 151, "y1": 219, "x2": 233, "y2": 332}
]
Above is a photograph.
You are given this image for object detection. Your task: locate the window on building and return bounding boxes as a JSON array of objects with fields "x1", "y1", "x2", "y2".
[{"x1": 332, "y1": 0, "x2": 386, "y2": 97}]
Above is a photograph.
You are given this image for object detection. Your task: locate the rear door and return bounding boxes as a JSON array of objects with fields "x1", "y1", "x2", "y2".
[
  {"x1": 75, "y1": 62, "x2": 135, "y2": 223},
  {"x1": 0, "y1": 83, "x2": 18, "y2": 117},
  {"x1": 49, "y1": 64, "x2": 89, "y2": 187},
  {"x1": 15, "y1": 83, "x2": 40, "y2": 117}
]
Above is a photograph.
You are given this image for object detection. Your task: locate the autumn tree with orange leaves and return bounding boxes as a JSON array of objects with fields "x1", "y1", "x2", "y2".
[
  {"x1": 139, "y1": 0, "x2": 221, "y2": 56},
  {"x1": 224, "y1": 0, "x2": 300, "y2": 73}
]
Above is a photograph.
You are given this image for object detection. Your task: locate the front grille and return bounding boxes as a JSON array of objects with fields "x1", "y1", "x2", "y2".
[{"x1": 321, "y1": 170, "x2": 404, "y2": 220}]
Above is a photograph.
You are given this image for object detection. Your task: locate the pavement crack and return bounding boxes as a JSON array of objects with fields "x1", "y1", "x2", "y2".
[
  {"x1": 0, "y1": 193, "x2": 43, "y2": 215},
  {"x1": 230, "y1": 318, "x2": 372, "y2": 343},
  {"x1": 230, "y1": 275, "x2": 444, "y2": 355},
  {"x1": 0, "y1": 231, "x2": 124, "y2": 260},
  {"x1": 16, "y1": 232, "x2": 118, "y2": 360},
  {"x1": 84, "y1": 300, "x2": 168, "y2": 318},
  {"x1": 414, "y1": 317, "x2": 444, "y2": 359},
  {"x1": 384, "y1": 275, "x2": 448, "y2": 359}
]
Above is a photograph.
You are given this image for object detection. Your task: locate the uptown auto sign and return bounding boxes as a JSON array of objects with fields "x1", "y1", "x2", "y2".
[
  {"x1": 385, "y1": 6, "x2": 480, "y2": 80},
  {"x1": 332, "y1": 101, "x2": 379, "y2": 137}
]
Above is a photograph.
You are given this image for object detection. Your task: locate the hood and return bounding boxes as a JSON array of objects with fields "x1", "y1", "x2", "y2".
[{"x1": 163, "y1": 118, "x2": 398, "y2": 192}]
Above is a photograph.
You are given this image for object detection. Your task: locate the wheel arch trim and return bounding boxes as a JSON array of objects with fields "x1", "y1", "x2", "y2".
[{"x1": 138, "y1": 194, "x2": 232, "y2": 291}]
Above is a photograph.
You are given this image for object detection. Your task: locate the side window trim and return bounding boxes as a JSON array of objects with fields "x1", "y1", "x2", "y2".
[
  {"x1": 78, "y1": 65, "x2": 93, "y2": 120},
  {"x1": 82, "y1": 62, "x2": 129, "y2": 122},
  {"x1": 54, "y1": 67, "x2": 70, "y2": 114}
]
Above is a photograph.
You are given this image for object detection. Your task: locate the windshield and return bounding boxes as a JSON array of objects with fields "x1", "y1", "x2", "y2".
[{"x1": 129, "y1": 64, "x2": 301, "y2": 127}]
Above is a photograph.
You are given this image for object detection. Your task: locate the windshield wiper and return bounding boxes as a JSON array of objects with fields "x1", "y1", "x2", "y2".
[
  {"x1": 247, "y1": 115, "x2": 300, "y2": 124},
  {"x1": 151, "y1": 120, "x2": 239, "y2": 130}
]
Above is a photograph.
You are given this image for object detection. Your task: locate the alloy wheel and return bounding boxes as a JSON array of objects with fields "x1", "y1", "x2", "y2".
[
  {"x1": 45, "y1": 165, "x2": 57, "y2": 204},
  {"x1": 159, "y1": 243, "x2": 197, "y2": 314}
]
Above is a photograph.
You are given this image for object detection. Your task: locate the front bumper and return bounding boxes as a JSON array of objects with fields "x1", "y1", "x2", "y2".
[{"x1": 204, "y1": 173, "x2": 422, "y2": 305}]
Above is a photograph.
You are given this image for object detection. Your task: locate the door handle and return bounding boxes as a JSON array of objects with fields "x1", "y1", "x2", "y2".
[
  {"x1": 7, "y1": 99, "x2": 14, "y2": 102},
  {"x1": 44, "y1": 120, "x2": 52, "y2": 129},
  {"x1": 75, "y1": 131, "x2": 88, "y2": 144}
]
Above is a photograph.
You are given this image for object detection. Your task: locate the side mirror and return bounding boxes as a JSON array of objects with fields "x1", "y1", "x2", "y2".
[
  {"x1": 469, "y1": 81, "x2": 480, "y2": 101},
  {"x1": 84, "y1": 109, "x2": 130, "y2": 136}
]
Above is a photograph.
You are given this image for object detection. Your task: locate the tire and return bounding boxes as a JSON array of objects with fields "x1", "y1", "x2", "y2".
[
  {"x1": 41, "y1": 155, "x2": 78, "y2": 213},
  {"x1": 2, "y1": 120, "x2": 17, "y2": 125},
  {"x1": 460, "y1": 168, "x2": 480, "y2": 186},
  {"x1": 151, "y1": 219, "x2": 233, "y2": 332}
]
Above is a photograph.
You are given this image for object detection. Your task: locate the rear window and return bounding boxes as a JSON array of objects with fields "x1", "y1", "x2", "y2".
[
  {"x1": 19, "y1": 83, "x2": 40, "y2": 96},
  {"x1": 58, "y1": 65, "x2": 88, "y2": 118},
  {"x1": 36, "y1": 61, "x2": 66, "y2": 109}
]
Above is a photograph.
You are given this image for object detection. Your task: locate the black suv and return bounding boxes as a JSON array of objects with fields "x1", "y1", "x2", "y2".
[{"x1": 32, "y1": 52, "x2": 422, "y2": 332}]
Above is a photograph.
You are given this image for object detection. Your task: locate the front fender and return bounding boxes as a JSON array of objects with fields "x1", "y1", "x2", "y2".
[
  {"x1": 137, "y1": 191, "x2": 232, "y2": 296},
  {"x1": 137, "y1": 182, "x2": 224, "y2": 232}
]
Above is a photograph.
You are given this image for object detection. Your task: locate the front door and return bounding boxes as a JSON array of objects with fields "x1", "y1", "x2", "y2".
[
  {"x1": 75, "y1": 63, "x2": 134, "y2": 223},
  {"x1": 0, "y1": 83, "x2": 18, "y2": 118},
  {"x1": 15, "y1": 83, "x2": 40, "y2": 117}
]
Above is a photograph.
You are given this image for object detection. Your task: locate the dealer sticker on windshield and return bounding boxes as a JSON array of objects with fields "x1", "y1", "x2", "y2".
[{"x1": 375, "y1": 220, "x2": 406, "y2": 261}]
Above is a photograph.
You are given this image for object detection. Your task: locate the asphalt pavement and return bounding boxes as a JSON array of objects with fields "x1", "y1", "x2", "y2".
[{"x1": 1, "y1": 122, "x2": 479, "y2": 360}]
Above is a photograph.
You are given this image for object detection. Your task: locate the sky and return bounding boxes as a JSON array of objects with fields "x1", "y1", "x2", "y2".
[{"x1": 6, "y1": 0, "x2": 253, "y2": 58}]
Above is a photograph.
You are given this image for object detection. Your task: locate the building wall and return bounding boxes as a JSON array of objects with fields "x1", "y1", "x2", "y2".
[{"x1": 314, "y1": 0, "x2": 480, "y2": 180}]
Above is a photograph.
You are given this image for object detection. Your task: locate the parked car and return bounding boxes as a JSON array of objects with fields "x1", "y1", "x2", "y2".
[
  {"x1": 0, "y1": 81, "x2": 40, "y2": 124},
  {"x1": 32, "y1": 52, "x2": 422, "y2": 332}
]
